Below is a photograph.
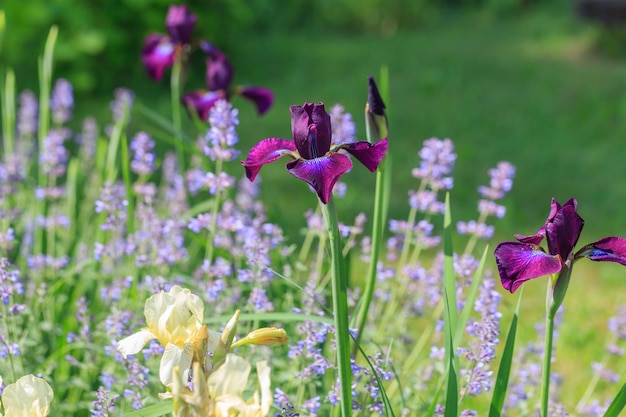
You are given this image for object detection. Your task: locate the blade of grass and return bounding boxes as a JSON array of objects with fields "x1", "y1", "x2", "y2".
[
  {"x1": 454, "y1": 245, "x2": 488, "y2": 347},
  {"x1": 603, "y1": 381, "x2": 626, "y2": 417},
  {"x1": 442, "y1": 192, "x2": 459, "y2": 417},
  {"x1": 121, "y1": 401, "x2": 173, "y2": 417},
  {"x1": 353, "y1": 337, "x2": 396, "y2": 417},
  {"x1": 489, "y1": 287, "x2": 523, "y2": 417},
  {"x1": 2, "y1": 68, "x2": 15, "y2": 155}
]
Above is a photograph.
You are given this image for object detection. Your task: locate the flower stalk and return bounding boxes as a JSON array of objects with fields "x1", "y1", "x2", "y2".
[
  {"x1": 170, "y1": 53, "x2": 186, "y2": 173},
  {"x1": 320, "y1": 195, "x2": 352, "y2": 417},
  {"x1": 353, "y1": 74, "x2": 389, "y2": 353},
  {"x1": 541, "y1": 276, "x2": 557, "y2": 417}
]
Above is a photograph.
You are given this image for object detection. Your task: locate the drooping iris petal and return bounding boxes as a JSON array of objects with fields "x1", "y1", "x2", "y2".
[
  {"x1": 336, "y1": 139, "x2": 389, "y2": 172},
  {"x1": 494, "y1": 241, "x2": 563, "y2": 293},
  {"x1": 141, "y1": 34, "x2": 176, "y2": 81},
  {"x1": 181, "y1": 90, "x2": 224, "y2": 121},
  {"x1": 576, "y1": 236, "x2": 626, "y2": 265},
  {"x1": 165, "y1": 4, "x2": 197, "y2": 44},
  {"x1": 514, "y1": 228, "x2": 545, "y2": 245},
  {"x1": 545, "y1": 198, "x2": 584, "y2": 259},
  {"x1": 237, "y1": 86, "x2": 274, "y2": 115},
  {"x1": 241, "y1": 138, "x2": 297, "y2": 181},
  {"x1": 290, "y1": 103, "x2": 332, "y2": 159},
  {"x1": 286, "y1": 153, "x2": 352, "y2": 204}
]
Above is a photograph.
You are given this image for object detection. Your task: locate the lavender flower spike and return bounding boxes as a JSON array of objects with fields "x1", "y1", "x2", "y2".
[
  {"x1": 241, "y1": 102, "x2": 388, "y2": 204},
  {"x1": 494, "y1": 197, "x2": 626, "y2": 293}
]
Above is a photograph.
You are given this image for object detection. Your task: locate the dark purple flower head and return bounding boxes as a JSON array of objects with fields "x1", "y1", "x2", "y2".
[
  {"x1": 165, "y1": 4, "x2": 197, "y2": 44},
  {"x1": 141, "y1": 34, "x2": 177, "y2": 82},
  {"x1": 201, "y1": 42, "x2": 233, "y2": 91},
  {"x1": 494, "y1": 197, "x2": 626, "y2": 293},
  {"x1": 241, "y1": 102, "x2": 388, "y2": 204},
  {"x1": 182, "y1": 43, "x2": 274, "y2": 120},
  {"x1": 142, "y1": 5, "x2": 196, "y2": 81}
]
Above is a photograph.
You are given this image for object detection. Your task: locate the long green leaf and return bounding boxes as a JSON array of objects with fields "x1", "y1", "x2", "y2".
[
  {"x1": 203, "y1": 312, "x2": 333, "y2": 325},
  {"x1": 121, "y1": 401, "x2": 173, "y2": 417},
  {"x1": 442, "y1": 193, "x2": 459, "y2": 417},
  {"x1": 603, "y1": 381, "x2": 626, "y2": 417},
  {"x1": 454, "y1": 245, "x2": 489, "y2": 347},
  {"x1": 354, "y1": 338, "x2": 396, "y2": 417},
  {"x1": 489, "y1": 288, "x2": 523, "y2": 417}
]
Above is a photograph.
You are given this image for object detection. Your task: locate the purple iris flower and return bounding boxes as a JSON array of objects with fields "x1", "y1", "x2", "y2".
[
  {"x1": 494, "y1": 198, "x2": 626, "y2": 293},
  {"x1": 141, "y1": 4, "x2": 197, "y2": 81},
  {"x1": 241, "y1": 102, "x2": 388, "y2": 204},
  {"x1": 181, "y1": 42, "x2": 274, "y2": 120}
]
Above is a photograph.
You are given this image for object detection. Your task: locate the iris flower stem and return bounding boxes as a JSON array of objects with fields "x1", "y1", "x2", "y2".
[
  {"x1": 320, "y1": 195, "x2": 352, "y2": 417},
  {"x1": 353, "y1": 159, "x2": 385, "y2": 353},
  {"x1": 540, "y1": 278, "x2": 556, "y2": 417},
  {"x1": 170, "y1": 53, "x2": 185, "y2": 173}
]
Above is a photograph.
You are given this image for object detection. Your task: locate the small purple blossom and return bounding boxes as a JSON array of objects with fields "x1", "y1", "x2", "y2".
[
  {"x1": 17, "y1": 90, "x2": 38, "y2": 139},
  {"x1": 411, "y1": 138, "x2": 456, "y2": 190},
  {"x1": 50, "y1": 78, "x2": 74, "y2": 124},
  {"x1": 130, "y1": 132, "x2": 156, "y2": 176}
]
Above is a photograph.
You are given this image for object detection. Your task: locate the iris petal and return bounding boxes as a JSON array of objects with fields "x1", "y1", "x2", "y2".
[
  {"x1": 576, "y1": 236, "x2": 626, "y2": 266},
  {"x1": 141, "y1": 34, "x2": 176, "y2": 81},
  {"x1": 494, "y1": 241, "x2": 563, "y2": 293},
  {"x1": 181, "y1": 90, "x2": 223, "y2": 121},
  {"x1": 237, "y1": 86, "x2": 274, "y2": 115},
  {"x1": 514, "y1": 228, "x2": 545, "y2": 246},
  {"x1": 286, "y1": 154, "x2": 352, "y2": 204},
  {"x1": 335, "y1": 139, "x2": 389, "y2": 172},
  {"x1": 545, "y1": 198, "x2": 584, "y2": 259},
  {"x1": 241, "y1": 138, "x2": 298, "y2": 181}
]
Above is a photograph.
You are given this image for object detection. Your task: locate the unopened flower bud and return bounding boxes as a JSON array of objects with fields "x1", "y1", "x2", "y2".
[
  {"x1": 231, "y1": 327, "x2": 288, "y2": 349},
  {"x1": 365, "y1": 75, "x2": 388, "y2": 143}
]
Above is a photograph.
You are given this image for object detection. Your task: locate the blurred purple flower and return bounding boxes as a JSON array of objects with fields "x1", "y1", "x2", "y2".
[
  {"x1": 241, "y1": 102, "x2": 387, "y2": 204},
  {"x1": 494, "y1": 198, "x2": 626, "y2": 293},
  {"x1": 182, "y1": 42, "x2": 273, "y2": 120},
  {"x1": 141, "y1": 4, "x2": 197, "y2": 81}
]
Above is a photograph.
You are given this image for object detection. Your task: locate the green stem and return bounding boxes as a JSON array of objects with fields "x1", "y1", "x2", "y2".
[
  {"x1": 171, "y1": 53, "x2": 185, "y2": 173},
  {"x1": 540, "y1": 278, "x2": 556, "y2": 417},
  {"x1": 2, "y1": 69, "x2": 15, "y2": 155},
  {"x1": 120, "y1": 129, "x2": 134, "y2": 235},
  {"x1": 353, "y1": 162, "x2": 385, "y2": 351},
  {"x1": 320, "y1": 195, "x2": 352, "y2": 417},
  {"x1": 204, "y1": 160, "x2": 223, "y2": 264}
]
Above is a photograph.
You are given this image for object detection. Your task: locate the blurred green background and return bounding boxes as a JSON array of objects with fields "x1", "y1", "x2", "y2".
[{"x1": 2, "y1": 0, "x2": 626, "y2": 243}]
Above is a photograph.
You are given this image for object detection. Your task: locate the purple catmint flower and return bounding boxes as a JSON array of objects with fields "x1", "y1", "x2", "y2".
[
  {"x1": 95, "y1": 182, "x2": 128, "y2": 232},
  {"x1": 40, "y1": 128, "x2": 71, "y2": 177},
  {"x1": 411, "y1": 138, "x2": 456, "y2": 190},
  {"x1": 203, "y1": 99, "x2": 240, "y2": 161},
  {"x1": 110, "y1": 88, "x2": 134, "y2": 124},
  {"x1": 50, "y1": 78, "x2": 74, "y2": 124},
  {"x1": 77, "y1": 116, "x2": 98, "y2": 159},
  {"x1": 0, "y1": 258, "x2": 24, "y2": 310},
  {"x1": 91, "y1": 386, "x2": 120, "y2": 417},
  {"x1": 130, "y1": 132, "x2": 156, "y2": 176},
  {"x1": 248, "y1": 287, "x2": 274, "y2": 312},
  {"x1": 16, "y1": 90, "x2": 38, "y2": 139},
  {"x1": 329, "y1": 103, "x2": 356, "y2": 144},
  {"x1": 478, "y1": 161, "x2": 516, "y2": 200},
  {"x1": 457, "y1": 220, "x2": 494, "y2": 240}
]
